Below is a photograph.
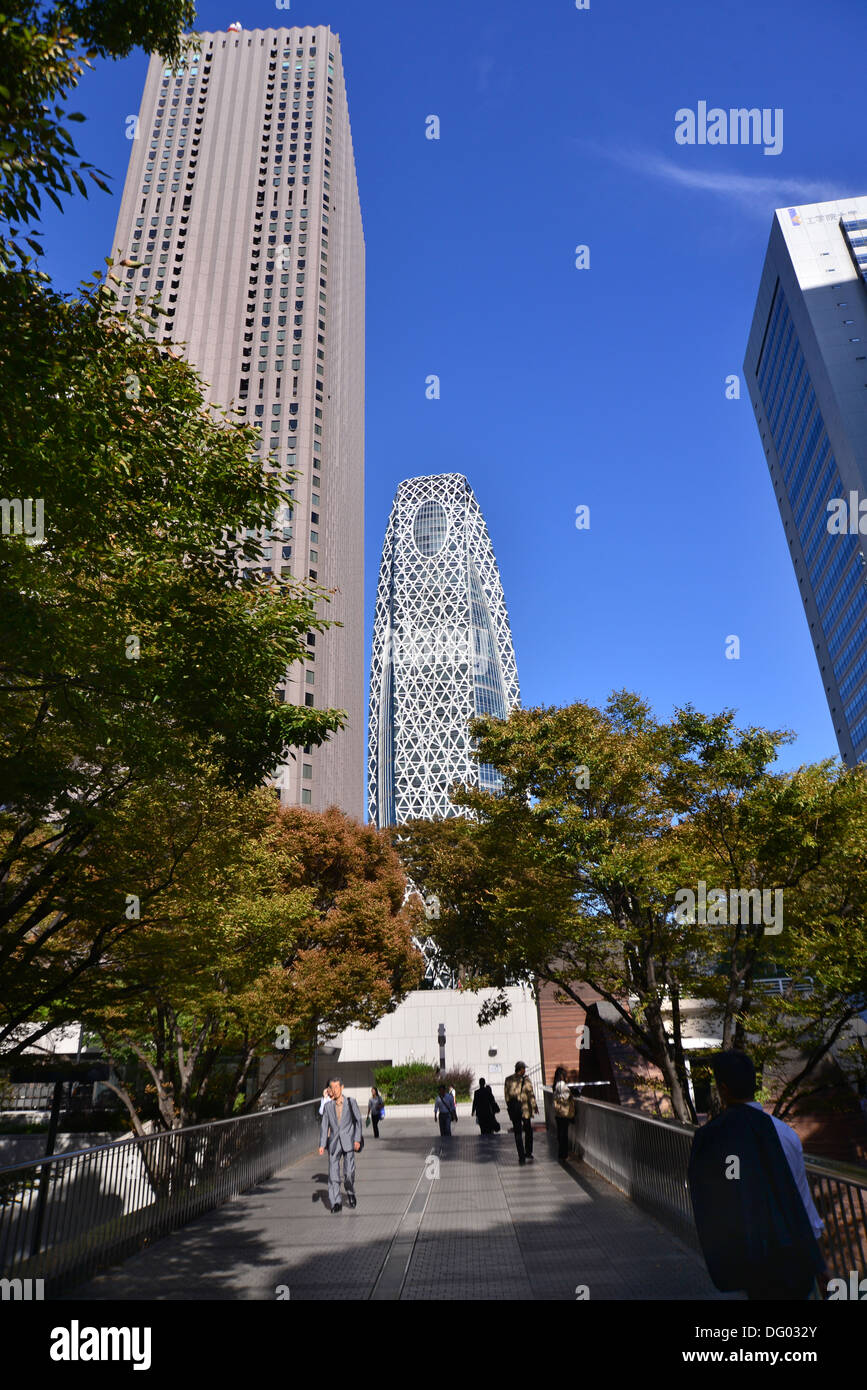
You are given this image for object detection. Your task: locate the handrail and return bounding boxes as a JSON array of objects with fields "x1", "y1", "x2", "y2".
[
  {"x1": 551, "y1": 1092, "x2": 696, "y2": 1135},
  {"x1": 0, "y1": 1098, "x2": 320, "y2": 1296},
  {"x1": 0, "y1": 1102, "x2": 300, "y2": 1177},
  {"x1": 543, "y1": 1089, "x2": 867, "y2": 1277}
]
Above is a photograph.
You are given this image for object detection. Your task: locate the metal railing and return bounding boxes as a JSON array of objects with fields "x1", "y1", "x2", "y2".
[
  {"x1": 805, "y1": 1154, "x2": 867, "y2": 1278},
  {"x1": 0, "y1": 1099, "x2": 320, "y2": 1296},
  {"x1": 754, "y1": 976, "x2": 814, "y2": 997},
  {"x1": 544, "y1": 1090, "x2": 867, "y2": 1277},
  {"x1": 1, "y1": 1079, "x2": 123, "y2": 1113}
]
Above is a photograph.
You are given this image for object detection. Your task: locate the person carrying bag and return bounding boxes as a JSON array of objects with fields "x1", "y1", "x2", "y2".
[
  {"x1": 504, "y1": 1061, "x2": 538, "y2": 1165},
  {"x1": 368, "y1": 1086, "x2": 385, "y2": 1138},
  {"x1": 552, "y1": 1065, "x2": 576, "y2": 1163}
]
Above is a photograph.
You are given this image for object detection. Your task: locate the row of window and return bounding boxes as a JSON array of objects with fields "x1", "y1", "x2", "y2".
[
  {"x1": 820, "y1": 556, "x2": 862, "y2": 634},
  {"x1": 844, "y1": 677, "x2": 867, "y2": 728},
  {"x1": 759, "y1": 307, "x2": 853, "y2": 639},
  {"x1": 756, "y1": 283, "x2": 787, "y2": 395},
  {"x1": 129, "y1": 37, "x2": 335, "y2": 303},
  {"x1": 849, "y1": 708, "x2": 867, "y2": 750},
  {"x1": 829, "y1": 593, "x2": 867, "y2": 663},
  {"x1": 793, "y1": 449, "x2": 833, "y2": 532},
  {"x1": 239, "y1": 75, "x2": 330, "y2": 475},
  {"x1": 841, "y1": 217, "x2": 867, "y2": 285},
  {"x1": 134, "y1": 38, "x2": 334, "y2": 594},
  {"x1": 838, "y1": 642, "x2": 867, "y2": 704},
  {"x1": 125, "y1": 71, "x2": 209, "y2": 306},
  {"x1": 758, "y1": 298, "x2": 867, "y2": 723},
  {"x1": 815, "y1": 534, "x2": 860, "y2": 613},
  {"x1": 218, "y1": 39, "x2": 333, "y2": 59}
]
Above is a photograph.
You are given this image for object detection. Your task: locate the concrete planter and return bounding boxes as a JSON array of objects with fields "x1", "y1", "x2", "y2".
[{"x1": 355, "y1": 1101, "x2": 472, "y2": 1122}]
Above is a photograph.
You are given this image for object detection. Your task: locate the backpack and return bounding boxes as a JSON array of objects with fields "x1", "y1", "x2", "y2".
[{"x1": 506, "y1": 1076, "x2": 527, "y2": 1124}]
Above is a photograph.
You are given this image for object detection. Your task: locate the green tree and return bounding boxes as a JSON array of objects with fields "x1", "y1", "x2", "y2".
[
  {"x1": 399, "y1": 694, "x2": 714, "y2": 1120},
  {"x1": 83, "y1": 800, "x2": 425, "y2": 1130},
  {"x1": 711, "y1": 763, "x2": 867, "y2": 1117},
  {"x1": 660, "y1": 720, "x2": 867, "y2": 1111},
  {"x1": 0, "y1": 0, "x2": 359, "y2": 1066},
  {"x1": 0, "y1": 0, "x2": 196, "y2": 268},
  {"x1": 0, "y1": 271, "x2": 344, "y2": 1054},
  {"x1": 397, "y1": 695, "x2": 867, "y2": 1123}
]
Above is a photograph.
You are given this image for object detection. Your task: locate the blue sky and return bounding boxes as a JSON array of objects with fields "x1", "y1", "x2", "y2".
[{"x1": 38, "y1": 0, "x2": 867, "y2": 772}]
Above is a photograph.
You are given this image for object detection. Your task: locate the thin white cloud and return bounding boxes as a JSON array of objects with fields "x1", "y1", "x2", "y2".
[{"x1": 579, "y1": 141, "x2": 846, "y2": 215}]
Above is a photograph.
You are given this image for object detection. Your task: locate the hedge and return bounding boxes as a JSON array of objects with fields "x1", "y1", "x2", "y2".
[{"x1": 373, "y1": 1062, "x2": 475, "y2": 1104}]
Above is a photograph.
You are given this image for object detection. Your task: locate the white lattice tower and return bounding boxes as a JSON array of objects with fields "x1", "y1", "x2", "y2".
[
  {"x1": 369, "y1": 473, "x2": 520, "y2": 986},
  {"x1": 368, "y1": 473, "x2": 520, "y2": 828}
]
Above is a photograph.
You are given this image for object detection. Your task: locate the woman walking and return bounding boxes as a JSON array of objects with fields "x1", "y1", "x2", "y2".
[
  {"x1": 553, "y1": 1066, "x2": 576, "y2": 1164},
  {"x1": 471, "y1": 1077, "x2": 500, "y2": 1135},
  {"x1": 434, "y1": 1084, "x2": 457, "y2": 1137},
  {"x1": 368, "y1": 1086, "x2": 385, "y2": 1138}
]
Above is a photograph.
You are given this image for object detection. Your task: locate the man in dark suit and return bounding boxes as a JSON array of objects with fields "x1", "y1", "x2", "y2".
[
  {"x1": 688, "y1": 1051, "x2": 830, "y2": 1300},
  {"x1": 318, "y1": 1076, "x2": 363, "y2": 1213}
]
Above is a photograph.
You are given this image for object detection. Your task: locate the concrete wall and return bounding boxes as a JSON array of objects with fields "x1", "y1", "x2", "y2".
[{"x1": 333, "y1": 985, "x2": 542, "y2": 1106}]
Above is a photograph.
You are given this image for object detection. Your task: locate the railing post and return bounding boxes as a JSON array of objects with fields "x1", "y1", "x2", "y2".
[{"x1": 30, "y1": 1079, "x2": 64, "y2": 1258}]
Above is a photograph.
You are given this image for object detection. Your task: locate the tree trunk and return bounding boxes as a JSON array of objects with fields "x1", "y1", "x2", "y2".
[
  {"x1": 666, "y1": 968, "x2": 697, "y2": 1123},
  {"x1": 644, "y1": 1001, "x2": 692, "y2": 1122}
]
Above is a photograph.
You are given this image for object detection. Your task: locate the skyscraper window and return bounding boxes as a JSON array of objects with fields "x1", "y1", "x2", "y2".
[
  {"x1": 745, "y1": 196, "x2": 867, "y2": 765},
  {"x1": 111, "y1": 25, "x2": 364, "y2": 815}
]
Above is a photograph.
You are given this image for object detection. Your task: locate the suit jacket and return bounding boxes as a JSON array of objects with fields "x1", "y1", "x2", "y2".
[
  {"x1": 320, "y1": 1095, "x2": 363, "y2": 1153},
  {"x1": 688, "y1": 1102, "x2": 826, "y2": 1295},
  {"x1": 504, "y1": 1072, "x2": 538, "y2": 1120}
]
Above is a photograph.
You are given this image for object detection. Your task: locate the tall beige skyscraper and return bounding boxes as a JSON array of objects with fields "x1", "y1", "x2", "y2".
[{"x1": 110, "y1": 24, "x2": 365, "y2": 816}]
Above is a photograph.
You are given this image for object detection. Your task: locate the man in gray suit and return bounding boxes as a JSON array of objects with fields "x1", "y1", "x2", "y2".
[{"x1": 318, "y1": 1076, "x2": 363, "y2": 1213}]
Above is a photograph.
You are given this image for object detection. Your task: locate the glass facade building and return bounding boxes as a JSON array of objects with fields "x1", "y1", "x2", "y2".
[
  {"x1": 368, "y1": 473, "x2": 520, "y2": 828},
  {"x1": 744, "y1": 197, "x2": 867, "y2": 764}
]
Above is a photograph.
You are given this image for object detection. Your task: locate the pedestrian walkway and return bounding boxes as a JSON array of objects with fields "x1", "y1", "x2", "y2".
[{"x1": 65, "y1": 1120, "x2": 730, "y2": 1301}]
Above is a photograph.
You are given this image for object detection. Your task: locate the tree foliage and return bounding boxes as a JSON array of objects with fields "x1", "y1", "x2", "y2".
[
  {"x1": 0, "y1": 0, "x2": 395, "y2": 1109},
  {"x1": 81, "y1": 799, "x2": 425, "y2": 1130},
  {"x1": 0, "y1": 0, "x2": 197, "y2": 269},
  {"x1": 0, "y1": 270, "x2": 346, "y2": 1051},
  {"x1": 396, "y1": 695, "x2": 867, "y2": 1123}
]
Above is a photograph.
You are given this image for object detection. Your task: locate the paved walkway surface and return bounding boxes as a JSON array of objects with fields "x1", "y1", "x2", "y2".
[{"x1": 67, "y1": 1120, "x2": 729, "y2": 1301}]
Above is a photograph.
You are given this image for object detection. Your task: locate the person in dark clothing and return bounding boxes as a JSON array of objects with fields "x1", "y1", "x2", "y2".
[
  {"x1": 552, "y1": 1066, "x2": 576, "y2": 1163},
  {"x1": 368, "y1": 1086, "x2": 384, "y2": 1138},
  {"x1": 471, "y1": 1078, "x2": 500, "y2": 1135},
  {"x1": 504, "y1": 1062, "x2": 538, "y2": 1164},
  {"x1": 688, "y1": 1051, "x2": 830, "y2": 1301}
]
